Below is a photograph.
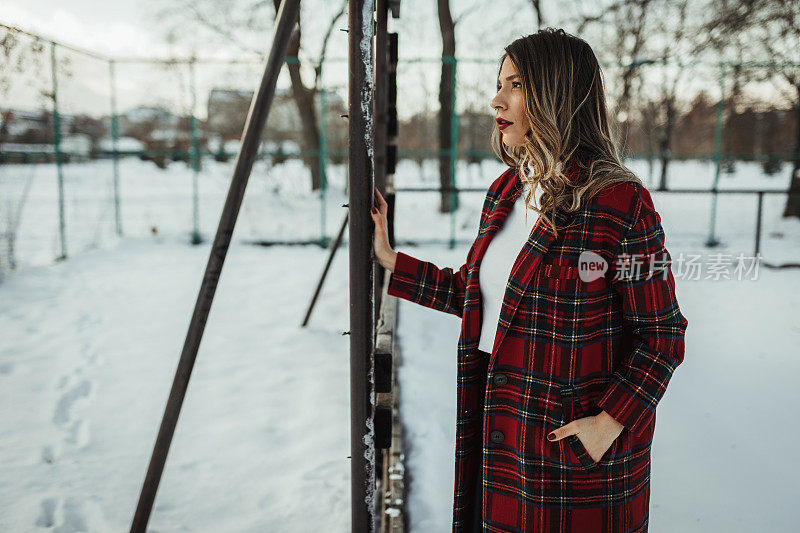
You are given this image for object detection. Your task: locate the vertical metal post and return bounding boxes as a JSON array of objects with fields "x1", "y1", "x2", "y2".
[
  {"x1": 706, "y1": 61, "x2": 726, "y2": 247},
  {"x1": 128, "y1": 1, "x2": 301, "y2": 530},
  {"x1": 373, "y1": 0, "x2": 388, "y2": 196},
  {"x1": 109, "y1": 59, "x2": 122, "y2": 237},
  {"x1": 189, "y1": 56, "x2": 202, "y2": 244},
  {"x1": 373, "y1": 0, "x2": 388, "y2": 335},
  {"x1": 50, "y1": 41, "x2": 67, "y2": 260},
  {"x1": 348, "y1": 0, "x2": 376, "y2": 530},
  {"x1": 448, "y1": 55, "x2": 458, "y2": 249},
  {"x1": 319, "y1": 82, "x2": 328, "y2": 246},
  {"x1": 754, "y1": 191, "x2": 764, "y2": 257}
]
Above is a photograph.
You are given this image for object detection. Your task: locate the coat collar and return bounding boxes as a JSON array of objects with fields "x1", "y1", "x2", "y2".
[
  {"x1": 501, "y1": 153, "x2": 587, "y2": 204},
  {"x1": 470, "y1": 154, "x2": 590, "y2": 358}
]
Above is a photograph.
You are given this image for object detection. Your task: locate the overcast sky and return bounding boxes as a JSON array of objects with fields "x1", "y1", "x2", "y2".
[
  {"x1": 0, "y1": 0, "x2": 785, "y2": 119},
  {"x1": 1, "y1": 0, "x2": 551, "y2": 58},
  {"x1": 0, "y1": 0, "x2": 547, "y2": 118},
  {"x1": 2, "y1": 0, "x2": 169, "y2": 57}
]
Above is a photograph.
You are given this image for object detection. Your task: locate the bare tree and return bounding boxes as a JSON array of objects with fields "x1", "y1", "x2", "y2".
[
  {"x1": 702, "y1": 0, "x2": 800, "y2": 217},
  {"x1": 151, "y1": 0, "x2": 346, "y2": 191},
  {"x1": 651, "y1": 0, "x2": 694, "y2": 190},
  {"x1": 436, "y1": 0, "x2": 483, "y2": 213},
  {"x1": 529, "y1": 0, "x2": 545, "y2": 28},
  {"x1": 438, "y1": 0, "x2": 457, "y2": 213},
  {"x1": 575, "y1": 0, "x2": 655, "y2": 158},
  {"x1": 576, "y1": 0, "x2": 707, "y2": 190}
]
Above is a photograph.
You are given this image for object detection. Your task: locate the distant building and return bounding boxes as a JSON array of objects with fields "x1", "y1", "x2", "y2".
[
  {"x1": 0, "y1": 108, "x2": 74, "y2": 140},
  {"x1": 122, "y1": 106, "x2": 180, "y2": 126},
  {"x1": 60, "y1": 134, "x2": 92, "y2": 157},
  {"x1": 0, "y1": 134, "x2": 90, "y2": 162},
  {"x1": 207, "y1": 87, "x2": 336, "y2": 139},
  {"x1": 97, "y1": 136, "x2": 145, "y2": 154},
  {"x1": 206, "y1": 89, "x2": 255, "y2": 137}
]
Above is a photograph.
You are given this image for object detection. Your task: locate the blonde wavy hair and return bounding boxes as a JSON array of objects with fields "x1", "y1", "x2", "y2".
[{"x1": 490, "y1": 28, "x2": 642, "y2": 237}]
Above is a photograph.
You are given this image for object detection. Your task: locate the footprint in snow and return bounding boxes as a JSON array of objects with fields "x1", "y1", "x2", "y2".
[
  {"x1": 35, "y1": 497, "x2": 57, "y2": 527},
  {"x1": 53, "y1": 380, "x2": 93, "y2": 427}
]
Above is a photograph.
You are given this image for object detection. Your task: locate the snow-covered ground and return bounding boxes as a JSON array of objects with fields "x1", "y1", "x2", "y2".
[
  {"x1": 0, "y1": 157, "x2": 798, "y2": 531},
  {"x1": 0, "y1": 235, "x2": 356, "y2": 531},
  {"x1": 2, "y1": 156, "x2": 797, "y2": 270}
]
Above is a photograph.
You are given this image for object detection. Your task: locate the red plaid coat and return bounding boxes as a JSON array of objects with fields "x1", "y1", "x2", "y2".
[{"x1": 387, "y1": 154, "x2": 688, "y2": 532}]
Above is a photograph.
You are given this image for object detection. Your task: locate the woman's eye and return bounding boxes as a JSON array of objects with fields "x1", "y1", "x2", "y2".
[{"x1": 497, "y1": 82, "x2": 521, "y2": 91}]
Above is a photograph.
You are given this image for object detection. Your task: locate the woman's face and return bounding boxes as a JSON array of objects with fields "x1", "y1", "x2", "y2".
[{"x1": 490, "y1": 57, "x2": 530, "y2": 147}]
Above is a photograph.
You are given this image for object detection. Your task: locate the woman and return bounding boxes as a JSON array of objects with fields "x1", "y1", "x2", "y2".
[{"x1": 370, "y1": 28, "x2": 688, "y2": 533}]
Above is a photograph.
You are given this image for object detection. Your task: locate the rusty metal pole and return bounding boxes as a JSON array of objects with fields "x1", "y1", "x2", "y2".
[
  {"x1": 372, "y1": 0, "x2": 388, "y2": 328},
  {"x1": 128, "y1": 1, "x2": 301, "y2": 530},
  {"x1": 348, "y1": 0, "x2": 376, "y2": 530},
  {"x1": 373, "y1": 0, "x2": 387, "y2": 198}
]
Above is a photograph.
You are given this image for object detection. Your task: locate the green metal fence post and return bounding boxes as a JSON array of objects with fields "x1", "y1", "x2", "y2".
[
  {"x1": 109, "y1": 59, "x2": 122, "y2": 236},
  {"x1": 448, "y1": 55, "x2": 459, "y2": 249},
  {"x1": 50, "y1": 40, "x2": 67, "y2": 260},
  {"x1": 706, "y1": 61, "x2": 726, "y2": 247},
  {"x1": 189, "y1": 56, "x2": 201, "y2": 244},
  {"x1": 320, "y1": 83, "x2": 329, "y2": 247}
]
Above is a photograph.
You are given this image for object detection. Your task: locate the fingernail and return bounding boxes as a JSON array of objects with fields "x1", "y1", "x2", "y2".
[
  {"x1": 371, "y1": 206, "x2": 377, "y2": 214},
  {"x1": 547, "y1": 432, "x2": 556, "y2": 441}
]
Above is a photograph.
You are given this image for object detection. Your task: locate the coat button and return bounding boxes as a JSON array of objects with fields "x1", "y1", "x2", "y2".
[
  {"x1": 489, "y1": 430, "x2": 504, "y2": 443},
  {"x1": 493, "y1": 373, "x2": 508, "y2": 386}
]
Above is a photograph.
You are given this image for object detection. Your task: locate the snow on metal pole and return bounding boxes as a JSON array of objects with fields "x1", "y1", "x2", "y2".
[
  {"x1": 128, "y1": 1, "x2": 301, "y2": 530},
  {"x1": 348, "y1": 0, "x2": 377, "y2": 530}
]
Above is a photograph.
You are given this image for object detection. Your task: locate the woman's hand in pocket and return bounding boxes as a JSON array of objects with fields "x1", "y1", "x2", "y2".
[{"x1": 548, "y1": 410, "x2": 624, "y2": 462}]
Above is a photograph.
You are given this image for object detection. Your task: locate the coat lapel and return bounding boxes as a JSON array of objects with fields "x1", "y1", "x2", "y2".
[
  {"x1": 488, "y1": 204, "x2": 569, "y2": 357},
  {"x1": 469, "y1": 156, "x2": 588, "y2": 359}
]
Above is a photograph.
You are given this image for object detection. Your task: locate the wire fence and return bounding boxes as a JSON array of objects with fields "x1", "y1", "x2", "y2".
[{"x1": 1, "y1": 23, "x2": 798, "y2": 272}]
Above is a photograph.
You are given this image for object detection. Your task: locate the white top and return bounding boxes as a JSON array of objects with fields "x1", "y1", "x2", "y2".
[{"x1": 477, "y1": 163, "x2": 559, "y2": 353}]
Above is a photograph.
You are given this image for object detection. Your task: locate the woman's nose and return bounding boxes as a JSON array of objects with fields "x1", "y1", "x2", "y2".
[{"x1": 490, "y1": 95, "x2": 505, "y2": 112}]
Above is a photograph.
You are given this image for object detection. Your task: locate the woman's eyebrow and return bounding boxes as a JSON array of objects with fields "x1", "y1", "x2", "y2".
[{"x1": 497, "y1": 74, "x2": 521, "y2": 83}]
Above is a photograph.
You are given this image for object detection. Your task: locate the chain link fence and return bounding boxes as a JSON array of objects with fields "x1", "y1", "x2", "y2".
[{"x1": 1, "y1": 24, "x2": 798, "y2": 273}]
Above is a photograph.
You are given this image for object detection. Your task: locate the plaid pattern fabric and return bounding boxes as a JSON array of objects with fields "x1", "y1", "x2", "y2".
[{"x1": 387, "y1": 154, "x2": 688, "y2": 532}]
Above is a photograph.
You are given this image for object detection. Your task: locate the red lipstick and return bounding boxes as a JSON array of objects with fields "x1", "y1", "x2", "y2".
[{"x1": 496, "y1": 117, "x2": 513, "y2": 130}]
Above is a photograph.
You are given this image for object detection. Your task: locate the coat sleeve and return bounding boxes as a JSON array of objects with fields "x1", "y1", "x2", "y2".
[
  {"x1": 386, "y1": 250, "x2": 470, "y2": 318},
  {"x1": 385, "y1": 175, "x2": 501, "y2": 318},
  {"x1": 595, "y1": 187, "x2": 688, "y2": 437}
]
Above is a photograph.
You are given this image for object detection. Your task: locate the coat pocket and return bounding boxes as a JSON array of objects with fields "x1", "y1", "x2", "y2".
[
  {"x1": 566, "y1": 434, "x2": 601, "y2": 471},
  {"x1": 558, "y1": 385, "x2": 617, "y2": 472}
]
